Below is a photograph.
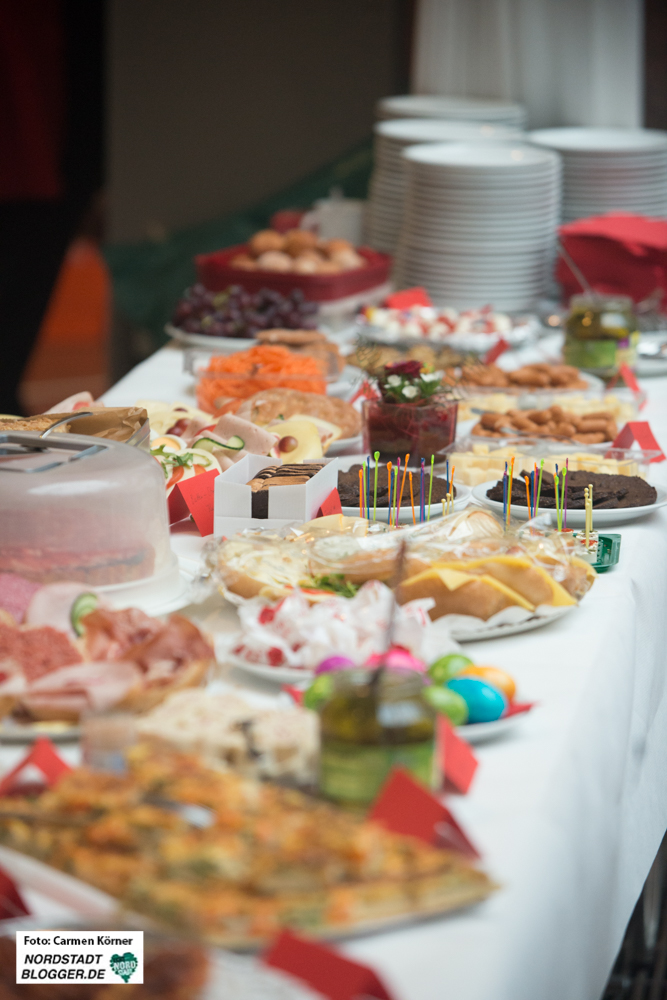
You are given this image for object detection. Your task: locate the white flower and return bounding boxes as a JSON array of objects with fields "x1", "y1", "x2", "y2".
[
  {"x1": 402, "y1": 385, "x2": 419, "y2": 399},
  {"x1": 386, "y1": 374, "x2": 402, "y2": 387},
  {"x1": 420, "y1": 372, "x2": 439, "y2": 382}
]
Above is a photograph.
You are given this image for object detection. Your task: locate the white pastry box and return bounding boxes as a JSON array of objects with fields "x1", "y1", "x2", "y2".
[{"x1": 213, "y1": 454, "x2": 339, "y2": 537}]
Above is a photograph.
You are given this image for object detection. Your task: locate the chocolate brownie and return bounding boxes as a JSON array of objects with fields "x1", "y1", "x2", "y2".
[
  {"x1": 338, "y1": 464, "x2": 457, "y2": 509},
  {"x1": 487, "y1": 469, "x2": 657, "y2": 509}
]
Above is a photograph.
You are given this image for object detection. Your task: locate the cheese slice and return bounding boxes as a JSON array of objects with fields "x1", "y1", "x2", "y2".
[
  {"x1": 402, "y1": 567, "x2": 535, "y2": 611},
  {"x1": 437, "y1": 555, "x2": 576, "y2": 608}
]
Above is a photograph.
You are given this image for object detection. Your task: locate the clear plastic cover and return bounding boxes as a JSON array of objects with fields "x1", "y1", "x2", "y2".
[{"x1": 0, "y1": 432, "x2": 172, "y2": 585}]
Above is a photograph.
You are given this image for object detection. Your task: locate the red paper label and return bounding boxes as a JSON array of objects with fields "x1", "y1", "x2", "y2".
[
  {"x1": 611, "y1": 421, "x2": 666, "y2": 462},
  {"x1": 349, "y1": 379, "x2": 380, "y2": 406},
  {"x1": 439, "y1": 717, "x2": 478, "y2": 794},
  {"x1": 484, "y1": 338, "x2": 510, "y2": 364},
  {"x1": 317, "y1": 488, "x2": 342, "y2": 517},
  {"x1": 0, "y1": 737, "x2": 72, "y2": 797},
  {"x1": 0, "y1": 867, "x2": 30, "y2": 920},
  {"x1": 171, "y1": 468, "x2": 219, "y2": 536},
  {"x1": 264, "y1": 931, "x2": 394, "y2": 1000},
  {"x1": 619, "y1": 363, "x2": 641, "y2": 394},
  {"x1": 385, "y1": 286, "x2": 432, "y2": 310},
  {"x1": 369, "y1": 767, "x2": 480, "y2": 857}
]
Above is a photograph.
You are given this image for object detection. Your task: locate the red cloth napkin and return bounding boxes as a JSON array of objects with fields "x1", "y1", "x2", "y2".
[
  {"x1": 264, "y1": 931, "x2": 395, "y2": 1000},
  {"x1": 558, "y1": 213, "x2": 667, "y2": 306},
  {"x1": 0, "y1": 867, "x2": 29, "y2": 921}
]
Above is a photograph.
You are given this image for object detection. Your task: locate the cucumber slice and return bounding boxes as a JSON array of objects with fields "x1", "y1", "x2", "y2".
[
  {"x1": 221, "y1": 435, "x2": 245, "y2": 451},
  {"x1": 71, "y1": 592, "x2": 99, "y2": 636}
]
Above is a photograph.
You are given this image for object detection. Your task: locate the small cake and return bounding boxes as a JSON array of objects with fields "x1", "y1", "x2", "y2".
[{"x1": 247, "y1": 463, "x2": 324, "y2": 518}]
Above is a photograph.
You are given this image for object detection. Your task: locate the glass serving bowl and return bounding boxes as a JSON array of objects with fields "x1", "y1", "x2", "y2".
[{"x1": 362, "y1": 396, "x2": 458, "y2": 464}]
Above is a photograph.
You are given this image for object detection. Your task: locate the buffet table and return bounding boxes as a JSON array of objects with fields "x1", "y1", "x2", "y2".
[{"x1": 6, "y1": 344, "x2": 667, "y2": 1000}]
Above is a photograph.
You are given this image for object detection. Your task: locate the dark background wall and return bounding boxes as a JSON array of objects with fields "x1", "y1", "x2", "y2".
[{"x1": 107, "y1": 0, "x2": 411, "y2": 243}]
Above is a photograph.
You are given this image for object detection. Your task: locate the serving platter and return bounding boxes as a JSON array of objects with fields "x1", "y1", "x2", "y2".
[
  {"x1": 0, "y1": 844, "x2": 493, "y2": 952},
  {"x1": 471, "y1": 480, "x2": 667, "y2": 527},
  {"x1": 456, "y1": 713, "x2": 528, "y2": 744},
  {"x1": 340, "y1": 482, "x2": 471, "y2": 523}
]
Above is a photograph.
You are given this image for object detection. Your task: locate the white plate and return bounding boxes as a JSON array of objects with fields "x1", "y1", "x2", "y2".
[
  {"x1": 529, "y1": 127, "x2": 667, "y2": 152},
  {"x1": 456, "y1": 712, "x2": 528, "y2": 744},
  {"x1": 340, "y1": 482, "x2": 471, "y2": 523},
  {"x1": 166, "y1": 322, "x2": 260, "y2": 352},
  {"x1": 226, "y1": 652, "x2": 314, "y2": 684},
  {"x1": 471, "y1": 479, "x2": 667, "y2": 526},
  {"x1": 451, "y1": 604, "x2": 574, "y2": 641}
]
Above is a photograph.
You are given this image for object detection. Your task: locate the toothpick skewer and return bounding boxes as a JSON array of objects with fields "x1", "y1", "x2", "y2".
[
  {"x1": 373, "y1": 451, "x2": 379, "y2": 521},
  {"x1": 358, "y1": 468, "x2": 363, "y2": 520},
  {"x1": 387, "y1": 462, "x2": 393, "y2": 525},
  {"x1": 409, "y1": 471, "x2": 416, "y2": 524},
  {"x1": 427, "y1": 455, "x2": 435, "y2": 521},
  {"x1": 398, "y1": 453, "x2": 409, "y2": 520}
]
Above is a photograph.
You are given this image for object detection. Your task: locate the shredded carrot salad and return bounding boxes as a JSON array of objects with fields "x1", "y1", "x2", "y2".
[{"x1": 196, "y1": 344, "x2": 327, "y2": 415}]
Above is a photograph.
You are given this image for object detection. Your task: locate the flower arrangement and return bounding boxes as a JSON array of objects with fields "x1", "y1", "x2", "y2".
[{"x1": 377, "y1": 360, "x2": 450, "y2": 404}]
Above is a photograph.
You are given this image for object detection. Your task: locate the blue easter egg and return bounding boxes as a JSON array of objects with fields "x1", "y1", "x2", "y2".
[{"x1": 446, "y1": 677, "x2": 507, "y2": 724}]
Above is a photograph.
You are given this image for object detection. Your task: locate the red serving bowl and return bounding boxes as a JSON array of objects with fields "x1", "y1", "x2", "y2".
[{"x1": 195, "y1": 244, "x2": 392, "y2": 302}]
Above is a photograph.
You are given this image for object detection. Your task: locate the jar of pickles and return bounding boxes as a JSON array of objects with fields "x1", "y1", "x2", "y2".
[
  {"x1": 563, "y1": 293, "x2": 639, "y2": 378},
  {"x1": 318, "y1": 668, "x2": 437, "y2": 806}
]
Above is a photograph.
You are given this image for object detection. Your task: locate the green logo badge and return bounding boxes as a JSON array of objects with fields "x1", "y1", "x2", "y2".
[{"x1": 110, "y1": 952, "x2": 138, "y2": 983}]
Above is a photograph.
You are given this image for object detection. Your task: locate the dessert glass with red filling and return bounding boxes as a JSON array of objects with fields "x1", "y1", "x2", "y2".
[{"x1": 362, "y1": 360, "x2": 458, "y2": 463}]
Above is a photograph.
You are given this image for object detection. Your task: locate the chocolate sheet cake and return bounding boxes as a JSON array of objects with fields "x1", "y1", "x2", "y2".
[
  {"x1": 487, "y1": 469, "x2": 657, "y2": 509},
  {"x1": 338, "y1": 464, "x2": 457, "y2": 508}
]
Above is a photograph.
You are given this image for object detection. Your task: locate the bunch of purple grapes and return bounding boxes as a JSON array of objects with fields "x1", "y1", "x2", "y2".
[{"x1": 172, "y1": 284, "x2": 318, "y2": 339}]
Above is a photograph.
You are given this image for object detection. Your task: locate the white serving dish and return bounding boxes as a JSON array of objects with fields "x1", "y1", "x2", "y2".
[{"x1": 471, "y1": 479, "x2": 667, "y2": 527}]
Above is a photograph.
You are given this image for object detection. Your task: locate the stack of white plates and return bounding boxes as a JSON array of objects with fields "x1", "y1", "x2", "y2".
[
  {"x1": 528, "y1": 127, "x2": 667, "y2": 222},
  {"x1": 367, "y1": 119, "x2": 522, "y2": 254},
  {"x1": 394, "y1": 142, "x2": 561, "y2": 311},
  {"x1": 377, "y1": 94, "x2": 527, "y2": 129}
]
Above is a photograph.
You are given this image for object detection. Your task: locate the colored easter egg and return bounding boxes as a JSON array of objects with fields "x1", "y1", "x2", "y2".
[
  {"x1": 446, "y1": 677, "x2": 507, "y2": 724},
  {"x1": 423, "y1": 685, "x2": 469, "y2": 726},
  {"x1": 315, "y1": 655, "x2": 355, "y2": 675},
  {"x1": 458, "y1": 665, "x2": 516, "y2": 701},
  {"x1": 303, "y1": 674, "x2": 335, "y2": 711},
  {"x1": 428, "y1": 653, "x2": 473, "y2": 685},
  {"x1": 365, "y1": 649, "x2": 426, "y2": 673}
]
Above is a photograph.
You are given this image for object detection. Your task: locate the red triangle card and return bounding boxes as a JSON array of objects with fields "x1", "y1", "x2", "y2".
[
  {"x1": 611, "y1": 421, "x2": 665, "y2": 461},
  {"x1": 0, "y1": 737, "x2": 72, "y2": 797},
  {"x1": 369, "y1": 767, "x2": 480, "y2": 858},
  {"x1": 264, "y1": 930, "x2": 394, "y2": 1000},
  {"x1": 439, "y1": 717, "x2": 478, "y2": 794},
  {"x1": 317, "y1": 488, "x2": 342, "y2": 517},
  {"x1": 0, "y1": 866, "x2": 30, "y2": 920},
  {"x1": 385, "y1": 287, "x2": 432, "y2": 310},
  {"x1": 168, "y1": 468, "x2": 219, "y2": 535},
  {"x1": 484, "y1": 338, "x2": 510, "y2": 364}
]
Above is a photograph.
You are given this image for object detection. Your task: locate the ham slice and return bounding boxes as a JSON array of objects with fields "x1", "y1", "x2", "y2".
[
  {"x1": 0, "y1": 622, "x2": 81, "y2": 682},
  {"x1": 25, "y1": 582, "x2": 102, "y2": 638},
  {"x1": 123, "y1": 614, "x2": 214, "y2": 681},
  {"x1": 22, "y1": 660, "x2": 142, "y2": 717},
  {"x1": 0, "y1": 574, "x2": 42, "y2": 624},
  {"x1": 81, "y1": 607, "x2": 163, "y2": 661}
]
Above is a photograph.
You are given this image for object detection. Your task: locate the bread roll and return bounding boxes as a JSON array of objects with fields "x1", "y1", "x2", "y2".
[{"x1": 396, "y1": 567, "x2": 534, "y2": 621}]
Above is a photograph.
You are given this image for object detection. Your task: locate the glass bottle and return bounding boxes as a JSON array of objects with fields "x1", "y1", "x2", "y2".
[
  {"x1": 318, "y1": 668, "x2": 437, "y2": 806},
  {"x1": 563, "y1": 293, "x2": 639, "y2": 378}
]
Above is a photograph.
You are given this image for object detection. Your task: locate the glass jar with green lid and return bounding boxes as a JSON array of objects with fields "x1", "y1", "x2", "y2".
[
  {"x1": 563, "y1": 293, "x2": 639, "y2": 378},
  {"x1": 318, "y1": 668, "x2": 437, "y2": 807}
]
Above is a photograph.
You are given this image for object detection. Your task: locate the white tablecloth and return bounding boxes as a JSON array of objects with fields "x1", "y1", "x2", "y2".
[{"x1": 6, "y1": 346, "x2": 667, "y2": 1000}]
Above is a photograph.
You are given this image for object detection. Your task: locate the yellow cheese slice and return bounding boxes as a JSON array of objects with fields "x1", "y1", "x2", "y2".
[
  {"x1": 401, "y1": 566, "x2": 535, "y2": 611},
  {"x1": 438, "y1": 555, "x2": 577, "y2": 608}
]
